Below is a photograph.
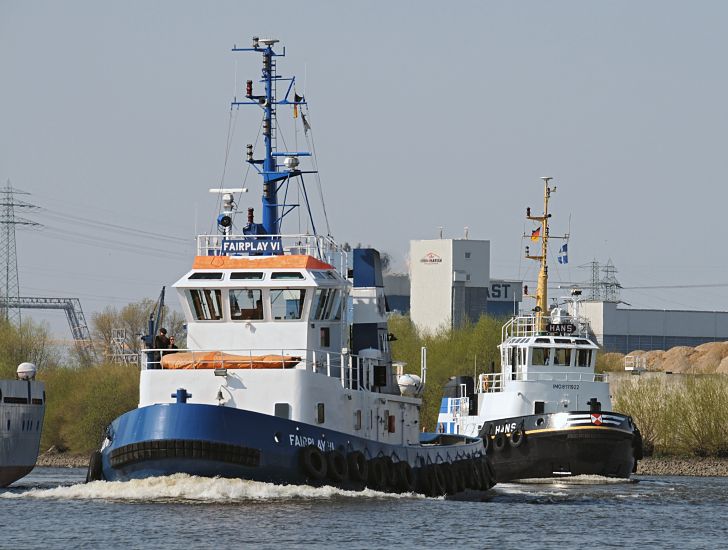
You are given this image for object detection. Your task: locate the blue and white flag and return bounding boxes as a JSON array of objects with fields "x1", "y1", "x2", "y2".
[{"x1": 558, "y1": 242, "x2": 568, "y2": 264}]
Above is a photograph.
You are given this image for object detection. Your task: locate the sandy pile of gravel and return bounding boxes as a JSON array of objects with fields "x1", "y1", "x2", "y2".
[{"x1": 627, "y1": 341, "x2": 728, "y2": 373}]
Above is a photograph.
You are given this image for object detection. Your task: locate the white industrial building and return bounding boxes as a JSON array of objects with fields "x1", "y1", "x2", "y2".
[
  {"x1": 578, "y1": 301, "x2": 728, "y2": 354},
  {"x1": 402, "y1": 238, "x2": 522, "y2": 333}
]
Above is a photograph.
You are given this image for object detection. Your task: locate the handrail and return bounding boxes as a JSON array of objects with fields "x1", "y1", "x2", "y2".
[
  {"x1": 502, "y1": 313, "x2": 592, "y2": 340},
  {"x1": 195, "y1": 233, "x2": 348, "y2": 275},
  {"x1": 477, "y1": 371, "x2": 607, "y2": 393},
  {"x1": 140, "y1": 347, "x2": 391, "y2": 394}
]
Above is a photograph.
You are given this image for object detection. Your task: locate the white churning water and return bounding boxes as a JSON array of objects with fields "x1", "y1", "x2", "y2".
[{"x1": 0, "y1": 473, "x2": 425, "y2": 502}]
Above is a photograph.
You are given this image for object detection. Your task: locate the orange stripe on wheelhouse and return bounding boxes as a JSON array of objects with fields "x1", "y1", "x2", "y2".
[{"x1": 192, "y1": 255, "x2": 334, "y2": 270}]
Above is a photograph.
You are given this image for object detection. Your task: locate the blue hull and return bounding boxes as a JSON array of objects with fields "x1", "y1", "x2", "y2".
[{"x1": 99, "y1": 404, "x2": 489, "y2": 493}]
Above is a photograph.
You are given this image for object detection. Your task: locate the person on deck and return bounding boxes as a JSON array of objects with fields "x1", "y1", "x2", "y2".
[
  {"x1": 152, "y1": 328, "x2": 170, "y2": 367},
  {"x1": 164, "y1": 336, "x2": 179, "y2": 356}
]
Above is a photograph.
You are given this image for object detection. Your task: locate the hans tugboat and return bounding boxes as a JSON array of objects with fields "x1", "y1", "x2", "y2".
[
  {"x1": 87, "y1": 37, "x2": 493, "y2": 497},
  {"x1": 436, "y1": 177, "x2": 642, "y2": 482}
]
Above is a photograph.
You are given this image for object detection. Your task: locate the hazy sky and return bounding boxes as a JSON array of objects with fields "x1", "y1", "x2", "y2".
[{"x1": 2, "y1": 1, "x2": 728, "y2": 337}]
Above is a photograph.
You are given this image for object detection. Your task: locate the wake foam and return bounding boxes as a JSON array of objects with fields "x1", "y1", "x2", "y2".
[
  {"x1": 513, "y1": 474, "x2": 637, "y2": 485},
  {"x1": 1, "y1": 473, "x2": 422, "y2": 502}
]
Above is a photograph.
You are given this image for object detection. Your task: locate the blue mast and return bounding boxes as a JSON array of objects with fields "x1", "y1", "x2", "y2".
[{"x1": 231, "y1": 37, "x2": 312, "y2": 241}]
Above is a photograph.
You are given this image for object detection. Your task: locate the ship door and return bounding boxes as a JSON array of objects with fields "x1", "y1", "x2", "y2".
[{"x1": 511, "y1": 347, "x2": 517, "y2": 381}]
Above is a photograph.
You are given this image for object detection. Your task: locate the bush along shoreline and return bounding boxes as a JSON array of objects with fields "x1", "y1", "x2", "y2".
[{"x1": 7, "y1": 314, "x2": 728, "y2": 474}]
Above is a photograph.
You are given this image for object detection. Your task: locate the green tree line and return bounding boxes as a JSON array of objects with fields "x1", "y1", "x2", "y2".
[{"x1": 3, "y1": 308, "x2": 728, "y2": 457}]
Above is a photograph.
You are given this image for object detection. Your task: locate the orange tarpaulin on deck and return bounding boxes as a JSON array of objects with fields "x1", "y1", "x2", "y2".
[{"x1": 160, "y1": 352, "x2": 302, "y2": 370}]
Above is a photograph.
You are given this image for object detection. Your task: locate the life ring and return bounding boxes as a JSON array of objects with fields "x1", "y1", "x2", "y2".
[
  {"x1": 347, "y1": 451, "x2": 368, "y2": 482},
  {"x1": 326, "y1": 450, "x2": 348, "y2": 483},
  {"x1": 367, "y1": 458, "x2": 387, "y2": 490},
  {"x1": 85, "y1": 451, "x2": 105, "y2": 483},
  {"x1": 509, "y1": 428, "x2": 525, "y2": 448},
  {"x1": 300, "y1": 445, "x2": 327, "y2": 480},
  {"x1": 394, "y1": 462, "x2": 416, "y2": 492},
  {"x1": 493, "y1": 433, "x2": 507, "y2": 451}
]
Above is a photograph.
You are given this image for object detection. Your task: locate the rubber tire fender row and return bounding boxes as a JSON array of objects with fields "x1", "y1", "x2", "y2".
[
  {"x1": 430, "y1": 464, "x2": 446, "y2": 497},
  {"x1": 470, "y1": 460, "x2": 482, "y2": 489},
  {"x1": 86, "y1": 451, "x2": 105, "y2": 483},
  {"x1": 347, "y1": 451, "x2": 368, "y2": 483},
  {"x1": 482, "y1": 457, "x2": 496, "y2": 489},
  {"x1": 453, "y1": 462, "x2": 466, "y2": 492},
  {"x1": 300, "y1": 445, "x2": 327, "y2": 480},
  {"x1": 442, "y1": 464, "x2": 457, "y2": 495},
  {"x1": 394, "y1": 461, "x2": 416, "y2": 493},
  {"x1": 326, "y1": 450, "x2": 348, "y2": 483},
  {"x1": 382, "y1": 457, "x2": 398, "y2": 489},
  {"x1": 367, "y1": 458, "x2": 387, "y2": 490},
  {"x1": 509, "y1": 428, "x2": 525, "y2": 448}
]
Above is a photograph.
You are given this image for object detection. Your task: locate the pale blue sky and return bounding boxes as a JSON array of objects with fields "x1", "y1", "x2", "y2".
[{"x1": 2, "y1": 1, "x2": 727, "y2": 336}]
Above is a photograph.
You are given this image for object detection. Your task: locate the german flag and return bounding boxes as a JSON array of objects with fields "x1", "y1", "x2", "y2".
[{"x1": 531, "y1": 227, "x2": 541, "y2": 241}]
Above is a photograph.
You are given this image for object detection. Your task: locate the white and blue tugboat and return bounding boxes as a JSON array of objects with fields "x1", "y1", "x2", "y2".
[
  {"x1": 87, "y1": 37, "x2": 492, "y2": 497},
  {"x1": 437, "y1": 178, "x2": 642, "y2": 482}
]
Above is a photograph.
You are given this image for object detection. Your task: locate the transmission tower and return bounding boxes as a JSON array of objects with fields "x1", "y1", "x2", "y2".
[
  {"x1": 601, "y1": 259, "x2": 621, "y2": 303},
  {"x1": 0, "y1": 180, "x2": 41, "y2": 324},
  {"x1": 582, "y1": 259, "x2": 601, "y2": 301}
]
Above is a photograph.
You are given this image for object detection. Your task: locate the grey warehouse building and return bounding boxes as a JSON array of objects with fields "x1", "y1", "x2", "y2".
[{"x1": 579, "y1": 301, "x2": 728, "y2": 354}]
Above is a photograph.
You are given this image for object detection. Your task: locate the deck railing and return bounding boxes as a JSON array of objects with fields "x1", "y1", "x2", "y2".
[
  {"x1": 477, "y1": 371, "x2": 607, "y2": 393},
  {"x1": 195, "y1": 233, "x2": 347, "y2": 275},
  {"x1": 501, "y1": 313, "x2": 592, "y2": 341},
  {"x1": 141, "y1": 347, "x2": 390, "y2": 393}
]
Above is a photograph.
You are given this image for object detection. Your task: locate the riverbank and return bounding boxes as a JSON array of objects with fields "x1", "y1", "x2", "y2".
[
  {"x1": 636, "y1": 456, "x2": 728, "y2": 477},
  {"x1": 37, "y1": 451, "x2": 89, "y2": 468},
  {"x1": 35, "y1": 452, "x2": 728, "y2": 477}
]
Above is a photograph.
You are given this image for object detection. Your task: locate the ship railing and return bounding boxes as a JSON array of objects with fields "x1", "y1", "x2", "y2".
[
  {"x1": 195, "y1": 233, "x2": 347, "y2": 275},
  {"x1": 448, "y1": 396, "x2": 469, "y2": 417},
  {"x1": 501, "y1": 314, "x2": 592, "y2": 340},
  {"x1": 141, "y1": 347, "x2": 384, "y2": 393},
  {"x1": 477, "y1": 371, "x2": 606, "y2": 393}
]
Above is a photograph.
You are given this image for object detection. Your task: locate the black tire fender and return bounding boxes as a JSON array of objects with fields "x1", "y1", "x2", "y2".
[
  {"x1": 326, "y1": 450, "x2": 348, "y2": 483},
  {"x1": 347, "y1": 451, "x2": 368, "y2": 482},
  {"x1": 300, "y1": 445, "x2": 327, "y2": 480},
  {"x1": 86, "y1": 451, "x2": 105, "y2": 483},
  {"x1": 509, "y1": 428, "x2": 525, "y2": 448}
]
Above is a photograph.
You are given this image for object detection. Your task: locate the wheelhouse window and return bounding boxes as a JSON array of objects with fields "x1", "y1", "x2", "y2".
[
  {"x1": 310, "y1": 289, "x2": 341, "y2": 321},
  {"x1": 577, "y1": 349, "x2": 592, "y2": 367},
  {"x1": 188, "y1": 272, "x2": 223, "y2": 280},
  {"x1": 531, "y1": 348, "x2": 551, "y2": 366},
  {"x1": 229, "y1": 289, "x2": 264, "y2": 320},
  {"x1": 553, "y1": 348, "x2": 572, "y2": 366},
  {"x1": 230, "y1": 272, "x2": 264, "y2": 280},
  {"x1": 271, "y1": 289, "x2": 306, "y2": 320},
  {"x1": 187, "y1": 289, "x2": 223, "y2": 320},
  {"x1": 271, "y1": 272, "x2": 305, "y2": 280}
]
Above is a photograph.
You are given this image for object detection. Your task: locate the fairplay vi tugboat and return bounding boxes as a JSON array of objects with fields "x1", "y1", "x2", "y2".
[
  {"x1": 87, "y1": 37, "x2": 494, "y2": 497},
  {"x1": 437, "y1": 177, "x2": 642, "y2": 482}
]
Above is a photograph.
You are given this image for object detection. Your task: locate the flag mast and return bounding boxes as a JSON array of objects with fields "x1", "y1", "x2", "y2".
[{"x1": 526, "y1": 177, "x2": 556, "y2": 332}]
